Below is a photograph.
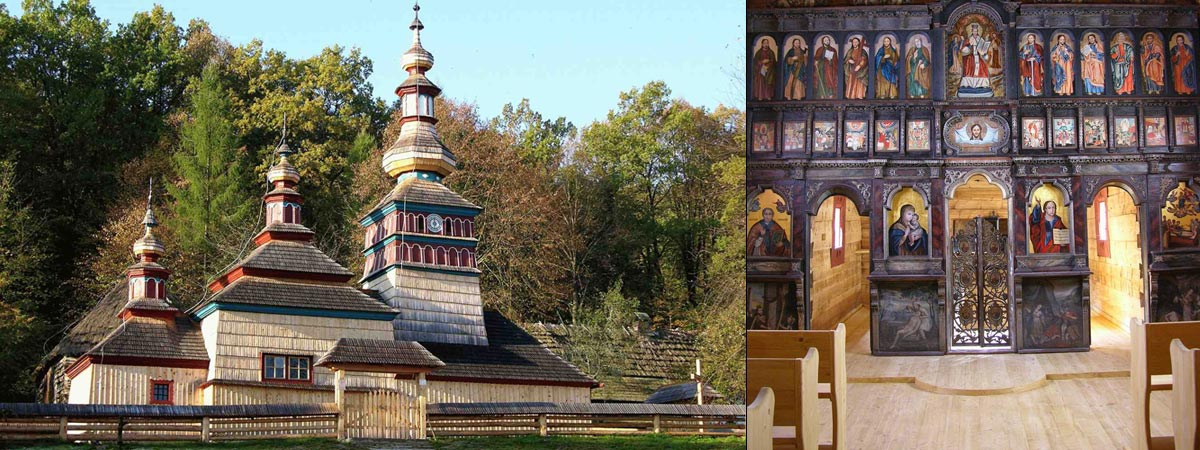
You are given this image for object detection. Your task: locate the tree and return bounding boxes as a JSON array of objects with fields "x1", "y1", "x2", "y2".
[
  {"x1": 490, "y1": 99, "x2": 576, "y2": 167},
  {"x1": 166, "y1": 63, "x2": 255, "y2": 290}
]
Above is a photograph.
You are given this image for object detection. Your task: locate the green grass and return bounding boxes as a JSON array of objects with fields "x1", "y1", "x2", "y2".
[{"x1": 429, "y1": 434, "x2": 746, "y2": 450}]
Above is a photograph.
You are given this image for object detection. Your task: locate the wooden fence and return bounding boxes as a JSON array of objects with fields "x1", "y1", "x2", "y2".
[
  {"x1": 0, "y1": 403, "x2": 338, "y2": 443},
  {"x1": 426, "y1": 402, "x2": 746, "y2": 437}
]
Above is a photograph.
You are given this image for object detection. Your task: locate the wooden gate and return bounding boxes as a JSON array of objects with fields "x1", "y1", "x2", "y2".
[{"x1": 343, "y1": 389, "x2": 424, "y2": 439}]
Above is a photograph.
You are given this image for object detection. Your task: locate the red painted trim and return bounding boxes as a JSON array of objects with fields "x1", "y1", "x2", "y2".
[
  {"x1": 118, "y1": 309, "x2": 178, "y2": 322},
  {"x1": 65, "y1": 356, "x2": 208, "y2": 380},
  {"x1": 422, "y1": 374, "x2": 599, "y2": 388},
  {"x1": 263, "y1": 193, "x2": 304, "y2": 204},
  {"x1": 260, "y1": 353, "x2": 314, "y2": 384},
  {"x1": 126, "y1": 267, "x2": 171, "y2": 278},
  {"x1": 252, "y1": 230, "x2": 315, "y2": 246},
  {"x1": 148, "y1": 379, "x2": 174, "y2": 405}
]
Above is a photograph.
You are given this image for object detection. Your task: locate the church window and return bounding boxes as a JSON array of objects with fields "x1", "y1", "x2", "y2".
[
  {"x1": 262, "y1": 354, "x2": 311, "y2": 382},
  {"x1": 149, "y1": 379, "x2": 172, "y2": 405},
  {"x1": 1097, "y1": 191, "x2": 1110, "y2": 257},
  {"x1": 832, "y1": 196, "x2": 846, "y2": 267}
]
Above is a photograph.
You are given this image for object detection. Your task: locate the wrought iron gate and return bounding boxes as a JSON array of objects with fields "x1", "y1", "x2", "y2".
[{"x1": 950, "y1": 216, "x2": 1011, "y2": 348}]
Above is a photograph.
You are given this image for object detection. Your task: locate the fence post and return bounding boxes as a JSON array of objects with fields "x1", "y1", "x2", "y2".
[
  {"x1": 58, "y1": 416, "x2": 68, "y2": 441},
  {"x1": 201, "y1": 416, "x2": 211, "y2": 442},
  {"x1": 334, "y1": 368, "x2": 346, "y2": 441},
  {"x1": 653, "y1": 414, "x2": 661, "y2": 434},
  {"x1": 418, "y1": 372, "x2": 428, "y2": 440},
  {"x1": 538, "y1": 413, "x2": 547, "y2": 436},
  {"x1": 117, "y1": 415, "x2": 125, "y2": 445}
]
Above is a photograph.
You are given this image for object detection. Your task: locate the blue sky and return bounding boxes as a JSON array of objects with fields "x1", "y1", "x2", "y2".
[{"x1": 4, "y1": 0, "x2": 745, "y2": 126}]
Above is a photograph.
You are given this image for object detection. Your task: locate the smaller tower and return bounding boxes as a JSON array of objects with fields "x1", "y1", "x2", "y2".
[
  {"x1": 120, "y1": 180, "x2": 178, "y2": 322},
  {"x1": 254, "y1": 130, "x2": 315, "y2": 245}
]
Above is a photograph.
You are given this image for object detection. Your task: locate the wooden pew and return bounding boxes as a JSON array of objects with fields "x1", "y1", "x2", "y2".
[
  {"x1": 747, "y1": 349, "x2": 818, "y2": 450},
  {"x1": 1172, "y1": 339, "x2": 1200, "y2": 450},
  {"x1": 748, "y1": 387, "x2": 777, "y2": 450},
  {"x1": 1132, "y1": 317, "x2": 1200, "y2": 450},
  {"x1": 748, "y1": 324, "x2": 847, "y2": 450}
]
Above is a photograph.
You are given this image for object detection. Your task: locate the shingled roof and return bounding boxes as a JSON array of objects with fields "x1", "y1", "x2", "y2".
[
  {"x1": 369, "y1": 177, "x2": 481, "y2": 214},
  {"x1": 198, "y1": 276, "x2": 397, "y2": 315},
  {"x1": 237, "y1": 240, "x2": 352, "y2": 278},
  {"x1": 644, "y1": 381, "x2": 724, "y2": 405},
  {"x1": 82, "y1": 316, "x2": 207, "y2": 362},
  {"x1": 316, "y1": 338, "x2": 444, "y2": 369},
  {"x1": 525, "y1": 322, "x2": 699, "y2": 402},
  {"x1": 42, "y1": 282, "x2": 128, "y2": 367},
  {"x1": 420, "y1": 311, "x2": 598, "y2": 388}
]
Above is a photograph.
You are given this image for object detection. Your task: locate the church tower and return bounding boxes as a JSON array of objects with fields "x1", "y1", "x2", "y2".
[
  {"x1": 121, "y1": 181, "x2": 178, "y2": 322},
  {"x1": 361, "y1": 3, "x2": 488, "y2": 346}
]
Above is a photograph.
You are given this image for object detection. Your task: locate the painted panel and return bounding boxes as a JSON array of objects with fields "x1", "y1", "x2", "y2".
[
  {"x1": 1053, "y1": 117, "x2": 1076, "y2": 148},
  {"x1": 748, "y1": 282, "x2": 799, "y2": 330},
  {"x1": 813, "y1": 121, "x2": 837, "y2": 152},
  {"x1": 782, "y1": 121, "x2": 806, "y2": 152},
  {"x1": 1145, "y1": 117, "x2": 1168, "y2": 146},
  {"x1": 1028, "y1": 183, "x2": 1071, "y2": 254},
  {"x1": 905, "y1": 34, "x2": 932, "y2": 99},
  {"x1": 752, "y1": 122, "x2": 775, "y2": 153},
  {"x1": 874, "y1": 34, "x2": 900, "y2": 99},
  {"x1": 748, "y1": 188, "x2": 792, "y2": 257},
  {"x1": 1021, "y1": 278, "x2": 1086, "y2": 349},
  {"x1": 752, "y1": 36, "x2": 777, "y2": 101},
  {"x1": 1080, "y1": 31, "x2": 1106, "y2": 95},
  {"x1": 1170, "y1": 32, "x2": 1197, "y2": 95},
  {"x1": 875, "y1": 119, "x2": 900, "y2": 152},
  {"x1": 782, "y1": 35, "x2": 808, "y2": 100},
  {"x1": 1156, "y1": 273, "x2": 1200, "y2": 322},
  {"x1": 1175, "y1": 116, "x2": 1197, "y2": 146},
  {"x1": 1111, "y1": 32, "x2": 1135, "y2": 95},
  {"x1": 843, "y1": 34, "x2": 869, "y2": 100},
  {"x1": 948, "y1": 13, "x2": 1003, "y2": 98},
  {"x1": 844, "y1": 120, "x2": 867, "y2": 152},
  {"x1": 906, "y1": 120, "x2": 931, "y2": 151},
  {"x1": 1083, "y1": 117, "x2": 1107, "y2": 149},
  {"x1": 887, "y1": 188, "x2": 929, "y2": 257},
  {"x1": 1143, "y1": 32, "x2": 1167, "y2": 95},
  {"x1": 1018, "y1": 32, "x2": 1045, "y2": 97},
  {"x1": 1164, "y1": 181, "x2": 1200, "y2": 250},
  {"x1": 1050, "y1": 32, "x2": 1076, "y2": 96},
  {"x1": 1114, "y1": 117, "x2": 1138, "y2": 147},
  {"x1": 878, "y1": 283, "x2": 938, "y2": 352},
  {"x1": 812, "y1": 34, "x2": 839, "y2": 100},
  {"x1": 1022, "y1": 118, "x2": 1046, "y2": 149}
]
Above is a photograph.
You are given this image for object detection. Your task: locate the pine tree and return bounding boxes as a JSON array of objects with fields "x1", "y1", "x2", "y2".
[{"x1": 167, "y1": 63, "x2": 254, "y2": 281}]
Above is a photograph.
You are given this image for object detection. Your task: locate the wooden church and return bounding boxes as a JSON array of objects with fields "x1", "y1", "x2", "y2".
[
  {"x1": 38, "y1": 6, "x2": 597, "y2": 407},
  {"x1": 747, "y1": 1, "x2": 1200, "y2": 448}
]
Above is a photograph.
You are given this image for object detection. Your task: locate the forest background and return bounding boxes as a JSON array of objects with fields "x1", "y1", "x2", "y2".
[{"x1": 0, "y1": 1, "x2": 747, "y2": 403}]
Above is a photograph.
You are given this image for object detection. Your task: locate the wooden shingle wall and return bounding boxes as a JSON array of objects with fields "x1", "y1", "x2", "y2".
[
  {"x1": 366, "y1": 269, "x2": 488, "y2": 345},
  {"x1": 810, "y1": 195, "x2": 869, "y2": 330},
  {"x1": 1087, "y1": 187, "x2": 1143, "y2": 331},
  {"x1": 205, "y1": 310, "x2": 393, "y2": 385}
]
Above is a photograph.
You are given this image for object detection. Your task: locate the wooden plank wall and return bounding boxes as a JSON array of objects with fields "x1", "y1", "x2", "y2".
[
  {"x1": 1087, "y1": 186, "x2": 1143, "y2": 331},
  {"x1": 72, "y1": 364, "x2": 208, "y2": 406},
  {"x1": 206, "y1": 310, "x2": 393, "y2": 384},
  {"x1": 811, "y1": 195, "x2": 869, "y2": 330}
]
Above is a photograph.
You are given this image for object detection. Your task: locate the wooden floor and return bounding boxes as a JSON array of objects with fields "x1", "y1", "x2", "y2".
[{"x1": 814, "y1": 307, "x2": 1170, "y2": 450}]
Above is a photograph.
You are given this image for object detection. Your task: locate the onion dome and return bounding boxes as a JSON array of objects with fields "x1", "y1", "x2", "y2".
[
  {"x1": 132, "y1": 180, "x2": 165, "y2": 262},
  {"x1": 382, "y1": 2, "x2": 456, "y2": 180}
]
